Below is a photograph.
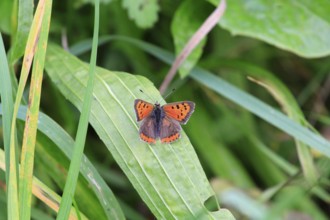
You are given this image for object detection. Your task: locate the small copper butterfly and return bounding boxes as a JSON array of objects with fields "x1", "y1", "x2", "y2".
[{"x1": 134, "y1": 99, "x2": 195, "y2": 144}]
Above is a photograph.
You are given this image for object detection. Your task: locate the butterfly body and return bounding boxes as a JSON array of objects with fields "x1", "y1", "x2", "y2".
[
  {"x1": 147, "y1": 103, "x2": 163, "y2": 137},
  {"x1": 134, "y1": 99, "x2": 195, "y2": 144}
]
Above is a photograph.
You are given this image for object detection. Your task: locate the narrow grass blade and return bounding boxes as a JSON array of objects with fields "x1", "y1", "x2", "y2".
[
  {"x1": 216, "y1": 60, "x2": 318, "y2": 183},
  {"x1": 200, "y1": 58, "x2": 318, "y2": 183},
  {"x1": 0, "y1": 33, "x2": 18, "y2": 220},
  {"x1": 6, "y1": 1, "x2": 48, "y2": 218},
  {"x1": 183, "y1": 92, "x2": 254, "y2": 187},
  {"x1": 0, "y1": 104, "x2": 125, "y2": 219},
  {"x1": 0, "y1": 149, "x2": 88, "y2": 220},
  {"x1": 18, "y1": 0, "x2": 52, "y2": 219},
  {"x1": 190, "y1": 68, "x2": 330, "y2": 157},
  {"x1": 57, "y1": 1, "x2": 100, "y2": 219}
]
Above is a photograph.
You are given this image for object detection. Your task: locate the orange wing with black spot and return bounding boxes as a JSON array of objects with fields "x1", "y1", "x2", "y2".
[
  {"x1": 134, "y1": 99, "x2": 154, "y2": 121},
  {"x1": 162, "y1": 101, "x2": 195, "y2": 124}
]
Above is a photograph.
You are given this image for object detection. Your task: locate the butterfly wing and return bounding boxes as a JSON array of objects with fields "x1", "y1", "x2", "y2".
[
  {"x1": 139, "y1": 116, "x2": 157, "y2": 144},
  {"x1": 162, "y1": 101, "x2": 195, "y2": 124},
  {"x1": 160, "y1": 116, "x2": 181, "y2": 143},
  {"x1": 134, "y1": 99, "x2": 154, "y2": 121}
]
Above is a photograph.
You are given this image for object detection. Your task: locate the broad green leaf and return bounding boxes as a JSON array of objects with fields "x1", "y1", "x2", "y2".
[
  {"x1": 208, "y1": 0, "x2": 330, "y2": 58},
  {"x1": 45, "y1": 44, "x2": 234, "y2": 219},
  {"x1": 171, "y1": 0, "x2": 212, "y2": 77},
  {"x1": 10, "y1": 0, "x2": 33, "y2": 62},
  {"x1": 122, "y1": 0, "x2": 159, "y2": 28}
]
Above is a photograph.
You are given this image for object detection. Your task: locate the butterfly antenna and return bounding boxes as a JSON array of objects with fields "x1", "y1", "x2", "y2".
[
  {"x1": 139, "y1": 89, "x2": 156, "y2": 103},
  {"x1": 163, "y1": 88, "x2": 176, "y2": 100}
]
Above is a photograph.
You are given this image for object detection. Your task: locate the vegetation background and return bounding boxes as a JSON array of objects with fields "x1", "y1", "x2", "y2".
[{"x1": 0, "y1": 0, "x2": 330, "y2": 219}]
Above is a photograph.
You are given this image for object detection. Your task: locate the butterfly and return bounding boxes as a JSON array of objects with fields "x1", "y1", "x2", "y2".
[{"x1": 134, "y1": 99, "x2": 195, "y2": 144}]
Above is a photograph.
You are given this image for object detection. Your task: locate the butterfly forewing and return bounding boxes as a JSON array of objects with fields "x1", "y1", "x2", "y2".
[
  {"x1": 162, "y1": 101, "x2": 195, "y2": 124},
  {"x1": 134, "y1": 99, "x2": 154, "y2": 121}
]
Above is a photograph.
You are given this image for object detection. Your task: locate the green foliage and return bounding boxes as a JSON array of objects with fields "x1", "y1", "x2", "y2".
[
  {"x1": 122, "y1": 0, "x2": 159, "y2": 28},
  {"x1": 210, "y1": 0, "x2": 330, "y2": 58},
  {"x1": 1, "y1": 0, "x2": 330, "y2": 219}
]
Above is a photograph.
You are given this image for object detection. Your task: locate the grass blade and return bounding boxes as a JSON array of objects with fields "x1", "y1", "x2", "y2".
[
  {"x1": 190, "y1": 68, "x2": 330, "y2": 156},
  {"x1": 0, "y1": 104, "x2": 125, "y2": 219},
  {"x1": 57, "y1": 0, "x2": 100, "y2": 219},
  {"x1": 0, "y1": 149, "x2": 88, "y2": 220},
  {"x1": 0, "y1": 33, "x2": 17, "y2": 220},
  {"x1": 18, "y1": 0, "x2": 52, "y2": 219},
  {"x1": 10, "y1": 0, "x2": 33, "y2": 63},
  {"x1": 6, "y1": 0, "x2": 48, "y2": 218},
  {"x1": 205, "y1": 60, "x2": 318, "y2": 183}
]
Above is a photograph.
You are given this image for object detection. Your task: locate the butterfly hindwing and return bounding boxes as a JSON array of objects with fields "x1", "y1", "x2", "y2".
[
  {"x1": 160, "y1": 116, "x2": 181, "y2": 143},
  {"x1": 134, "y1": 99, "x2": 154, "y2": 121},
  {"x1": 162, "y1": 101, "x2": 195, "y2": 124},
  {"x1": 139, "y1": 116, "x2": 157, "y2": 144}
]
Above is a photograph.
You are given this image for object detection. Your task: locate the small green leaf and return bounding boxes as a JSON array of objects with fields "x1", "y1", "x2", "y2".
[
  {"x1": 209, "y1": 0, "x2": 330, "y2": 58},
  {"x1": 122, "y1": 0, "x2": 159, "y2": 28}
]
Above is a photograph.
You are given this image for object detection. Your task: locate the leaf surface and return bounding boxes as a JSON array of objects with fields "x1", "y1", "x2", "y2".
[{"x1": 45, "y1": 44, "x2": 234, "y2": 219}]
